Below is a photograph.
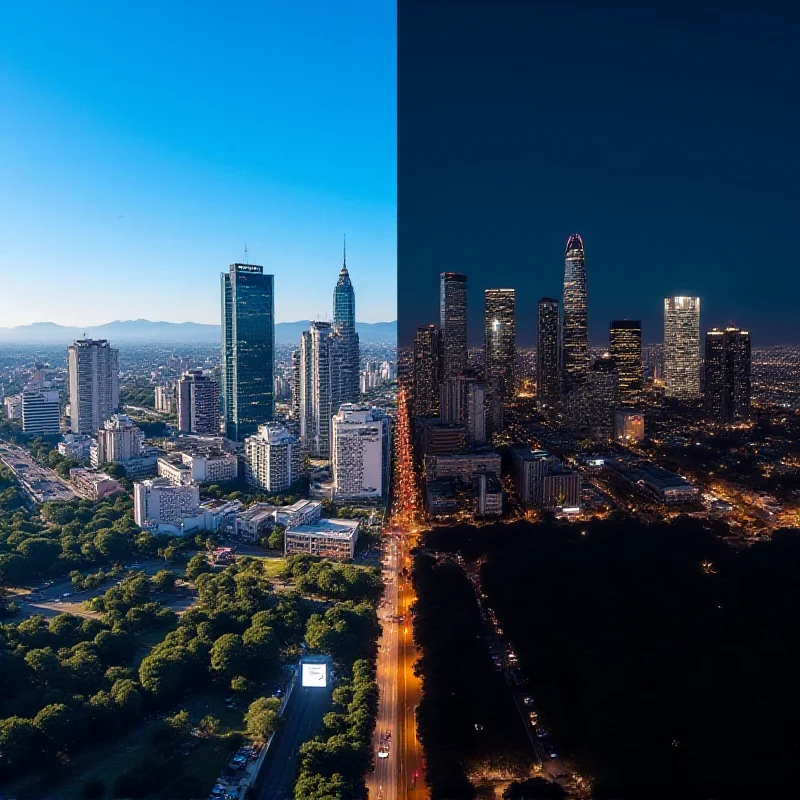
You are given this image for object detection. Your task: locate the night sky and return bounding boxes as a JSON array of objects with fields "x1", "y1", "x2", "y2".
[{"x1": 398, "y1": 0, "x2": 800, "y2": 348}]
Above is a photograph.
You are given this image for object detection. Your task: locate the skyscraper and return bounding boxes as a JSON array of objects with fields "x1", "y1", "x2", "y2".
[
  {"x1": 704, "y1": 327, "x2": 751, "y2": 421},
  {"x1": 609, "y1": 320, "x2": 643, "y2": 405},
  {"x1": 440, "y1": 272, "x2": 467, "y2": 383},
  {"x1": 484, "y1": 289, "x2": 516, "y2": 402},
  {"x1": 412, "y1": 324, "x2": 441, "y2": 417},
  {"x1": 331, "y1": 404, "x2": 391, "y2": 500},
  {"x1": 67, "y1": 339, "x2": 119, "y2": 435},
  {"x1": 332, "y1": 239, "x2": 360, "y2": 404},
  {"x1": 244, "y1": 423, "x2": 302, "y2": 493},
  {"x1": 221, "y1": 263, "x2": 275, "y2": 440},
  {"x1": 663, "y1": 296, "x2": 701, "y2": 399},
  {"x1": 561, "y1": 234, "x2": 588, "y2": 395},
  {"x1": 177, "y1": 369, "x2": 220, "y2": 435},
  {"x1": 537, "y1": 298, "x2": 560, "y2": 410},
  {"x1": 588, "y1": 355, "x2": 619, "y2": 441}
]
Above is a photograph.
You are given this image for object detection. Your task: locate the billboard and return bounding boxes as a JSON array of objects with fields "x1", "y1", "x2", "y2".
[{"x1": 301, "y1": 662, "x2": 327, "y2": 688}]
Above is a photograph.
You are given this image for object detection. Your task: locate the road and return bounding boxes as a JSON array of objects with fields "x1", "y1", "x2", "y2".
[
  {"x1": 0, "y1": 441, "x2": 77, "y2": 504},
  {"x1": 258, "y1": 680, "x2": 333, "y2": 800}
]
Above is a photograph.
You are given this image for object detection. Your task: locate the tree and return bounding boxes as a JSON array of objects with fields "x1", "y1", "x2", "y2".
[
  {"x1": 267, "y1": 523, "x2": 285, "y2": 551},
  {"x1": 210, "y1": 633, "x2": 247, "y2": 679},
  {"x1": 110, "y1": 678, "x2": 143, "y2": 720},
  {"x1": 198, "y1": 714, "x2": 221, "y2": 737},
  {"x1": 503, "y1": 778, "x2": 567, "y2": 800},
  {"x1": 16, "y1": 537, "x2": 61, "y2": 573},
  {"x1": 95, "y1": 529, "x2": 129, "y2": 561},
  {"x1": 152, "y1": 569, "x2": 178, "y2": 593},
  {"x1": 139, "y1": 647, "x2": 192, "y2": 698},
  {"x1": 0, "y1": 716, "x2": 35, "y2": 770},
  {"x1": 185, "y1": 552, "x2": 211, "y2": 581},
  {"x1": 244, "y1": 696, "x2": 281, "y2": 741},
  {"x1": 33, "y1": 703, "x2": 82, "y2": 753}
]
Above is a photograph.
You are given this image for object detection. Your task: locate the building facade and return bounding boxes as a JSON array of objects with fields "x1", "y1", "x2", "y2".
[
  {"x1": 484, "y1": 289, "x2": 516, "y2": 402},
  {"x1": 332, "y1": 243, "x2": 360, "y2": 405},
  {"x1": 284, "y1": 518, "x2": 359, "y2": 560},
  {"x1": 244, "y1": 423, "x2": 302, "y2": 492},
  {"x1": 704, "y1": 327, "x2": 751, "y2": 422},
  {"x1": 663, "y1": 296, "x2": 701, "y2": 399},
  {"x1": 614, "y1": 408, "x2": 645, "y2": 443},
  {"x1": 177, "y1": 369, "x2": 220, "y2": 435},
  {"x1": 154, "y1": 384, "x2": 176, "y2": 414},
  {"x1": 298, "y1": 322, "x2": 341, "y2": 459},
  {"x1": 412, "y1": 324, "x2": 441, "y2": 418},
  {"x1": 21, "y1": 389, "x2": 60, "y2": 435},
  {"x1": 67, "y1": 339, "x2": 119, "y2": 435},
  {"x1": 439, "y1": 272, "x2": 468, "y2": 384},
  {"x1": 133, "y1": 477, "x2": 201, "y2": 528},
  {"x1": 537, "y1": 298, "x2": 560, "y2": 410},
  {"x1": 609, "y1": 320, "x2": 642, "y2": 405},
  {"x1": 221, "y1": 263, "x2": 275, "y2": 440},
  {"x1": 561, "y1": 234, "x2": 588, "y2": 395},
  {"x1": 588, "y1": 356, "x2": 620, "y2": 442},
  {"x1": 331, "y1": 404, "x2": 390, "y2": 500},
  {"x1": 92, "y1": 414, "x2": 144, "y2": 466}
]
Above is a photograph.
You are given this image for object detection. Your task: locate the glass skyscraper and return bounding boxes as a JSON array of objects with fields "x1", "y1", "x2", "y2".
[
  {"x1": 537, "y1": 298, "x2": 560, "y2": 410},
  {"x1": 221, "y1": 263, "x2": 275, "y2": 440},
  {"x1": 609, "y1": 320, "x2": 643, "y2": 405},
  {"x1": 332, "y1": 240, "x2": 360, "y2": 404},
  {"x1": 440, "y1": 272, "x2": 468, "y2": 383},
  {"x1": 412, "y1": 324, "x2": 441, "y2": 417},
  {"x1": 663, "y1": 296, "x2": 701, "y2": 399},
  {"x1": 484, "y1": 288, "x2": 516, "y2": 402},
  {"x1": 561, "y1": 233, "x2": 588, "y2": 395},
  {"x1": 704, "y1": 327, "x2": 751, "y2": 421}
]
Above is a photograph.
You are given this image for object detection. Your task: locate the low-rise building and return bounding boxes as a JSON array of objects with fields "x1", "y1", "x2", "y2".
[
  {"x1": 474, "y1": 471, "x2": 503, "y2": 516},
  {"x1": 426, "y1": 449, "x2": 502, "y2": 484},
  {"x1": 235, "y1": 503, "x2": 280, "y2": 540},
  {"x1": 133, "y1": 477, "x2": 200, "y2": 531},
  {"x1": 284, "y1": 518, "x2": 360, "y2": 560},
  {"x1": 425, "y1": 478, "x2": 464, "y2": 518},
  {"x1": 508, "y1": 445, "x2": 581, "y2": 509},
  {"x1": 58, "y1": 434, "x2": 94, "y2": 463},
  {"x1": 603, "y1": 455, "x2": 699, "y2": 505},
  {"x1": 157, "y1": 450, "x2": 238, "y2": 485},
  {"x1": 275, "y1": 499, "x2": 322, "y2": 528},
  {"x1": 69, "y1": 468, "x2": 125, "y2": 500}
]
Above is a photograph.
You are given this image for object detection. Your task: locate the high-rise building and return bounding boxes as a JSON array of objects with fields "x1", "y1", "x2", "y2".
[
  {"x1": 704, "y1": 327, "x2": 751, "y2": 421},
  {"x1": 290, "y1": 349, "x2": 301, "y2": 420},
  {"x1": 663, "y1": 297, "x2": 701, "y2": 399},
  {"x1": 537, "y1": 298, "x2": 560, "y2": 410},
  {"x1": 561, "y1": 234, "x2": 588, "y2": 395},
  {"x1": 464, "y1": 380, "x2": 486, "y2": 444},
  {"x1": 412, "y1": 325, "x2": 441, "y2": 418},
  {"x1": 67, "y1": 339, "x2": 119, "y2": 435},
  {"x1": 588, "y1": 356, "x2": 619, "y2": 441},
  {"x1": 484, "y1": 289, "x2": 516, "y2": 402},
  {"x1": 221, "y1": 263, "x2": 274, "y2": 440},
  {"x1": 177, "y1": 370, "x2": 220, "y2": 435},
  {"x1": 440, "y1": 372, "x2": 485, "y2": 444},
  {"x1": 244, "y1": 423, "x2": 302, "y2": 492},
  {"x1": 332, "y1": 240, "x2": 360, "y2": 405},
  {"x1": 615, "y1": 408, "x2": 645, "y2": 443},
  {"x1": 609, "y1": 320, "x2": 642, "y2": 405},
  {"x1": 154, "y1": 384, "x2": 176, "y2": 414},
  {"x1": 331, "y1": 404, "x2": 390, "y2": 500},
  {"x1": 92, "y1": 414, "x2": 144, "y2": 466},
  {"x1": 21, "y1": 389, "x2": 60, "y2": 435},
  {"x1": 440, "y1": 272, "x2": 468, "y2": 383}
]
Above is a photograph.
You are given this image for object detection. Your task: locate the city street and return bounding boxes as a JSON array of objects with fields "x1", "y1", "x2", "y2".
[{"x1": 0, "y1": 441, "x2": 76, "y2": 503}]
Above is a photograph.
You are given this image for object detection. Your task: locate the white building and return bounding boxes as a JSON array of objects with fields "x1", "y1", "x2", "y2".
[
  {"x1": 133, "y1": 477, "x2": 200, "y2": 530},
  {"x1": 91, "y1": 414, "x2": 144, "y2": 467},
  {"x1": 331, "y1": 404, "x2": 390, "y2": 500},
  {"x1": 157, "y1": 450, "x2": 238, "y2": 485},
  {"x1": 244, "y1": 423, "x2": 301, "y2": 493},
  {"x1": 275, "y1": 498, "x2": 322, "y2": 528},
  {"x1": 3, "y1": 394, "x2": 22, "y2": 421},
  {"x1": 177, "y1": 370, "x2": 220, "y2": 435},
  {"x1": 21, "y1": 389, "x2": 61, "y2": 435},
  {"x1": 58, "y1": 434, "x2": 94, "y2": 462},
  {"x1": 154, "y1": 384, "x2": 176, "y2": 414},
  {"x1": 67, "y1": 339, "x2": 119, "y2": 434},
  {"x1": 284, "y1": 518, "x2": 360, "y2": 560}
]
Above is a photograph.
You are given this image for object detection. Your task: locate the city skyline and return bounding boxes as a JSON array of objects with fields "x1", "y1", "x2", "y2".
[{"x1": 1, "y1": 2, "x2": 396, "y2": 328}]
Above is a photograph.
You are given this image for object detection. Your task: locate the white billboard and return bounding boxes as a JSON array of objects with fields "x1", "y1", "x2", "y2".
[{"x1": 301, "y1": 662, "x2": 327, "y2": 688}]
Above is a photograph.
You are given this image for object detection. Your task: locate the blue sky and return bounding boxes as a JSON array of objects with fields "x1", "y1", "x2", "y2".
[{"x1": 0, "y1": 1, "x2": 396, "y2": 327}]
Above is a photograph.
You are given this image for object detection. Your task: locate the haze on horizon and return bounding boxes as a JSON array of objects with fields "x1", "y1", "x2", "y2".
[{"x1": 0, "y1": 2, "x2": 396, "y2": 328}]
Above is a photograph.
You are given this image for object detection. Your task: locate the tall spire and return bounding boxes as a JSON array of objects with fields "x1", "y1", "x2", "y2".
[{"x1": 342, "y1": 234, "x2": 347, "y2": 272}]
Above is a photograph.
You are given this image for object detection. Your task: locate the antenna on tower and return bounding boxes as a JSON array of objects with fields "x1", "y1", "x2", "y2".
[
  {"x1": 244, "y1": 244, "x2": 249, "y2": 265},
  {"x1": 343, "y1": 234, "x2": 346, "y2": 269}
]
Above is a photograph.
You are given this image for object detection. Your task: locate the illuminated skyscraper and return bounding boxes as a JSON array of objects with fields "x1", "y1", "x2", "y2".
[
  {"x1": 537, "y1": 298, "x2": 560, "y2": 410},
  {"x1": 663, "y1": 296, "x2": 701, "y2": 399},
  {"x1": 588, "y1": 355, "x2": 619, "y2": 441},
  {"x1": 221, "y1": 263, "x2": 275, "y2": 440},
  {"x1": 484, "y1": 289, "x2": 516, "y2": 401},
  {"x1": 704, "y1": 327, "x2": 751, "y2": 421},
  {"x1": 440, "y1": 272, "x2": 467, "y2": 383},
  {"x1": 412, "y1": 324, "x2": 441, "y2": 417},
  {"x1": 609, "y1": 320, "x2": 642, "y2": 405},
  {"x1": 561, "y1": 234, "x2": 588, "y2": 395},
  {"x1": 332, "y1": 239, "x2": 360, "y2": 404}
]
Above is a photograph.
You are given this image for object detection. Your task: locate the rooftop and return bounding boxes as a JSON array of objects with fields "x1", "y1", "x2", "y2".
[{"x1": 286, "y1": 518, "x2": 360, "y2": 539}]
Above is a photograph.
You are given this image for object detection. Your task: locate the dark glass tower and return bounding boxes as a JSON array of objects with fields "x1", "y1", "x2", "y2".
[
  {"x1": 704, "y1": 327, "x2": 751, "y2": 421},
  {"x1": 537, "y1": 298, "x2": 560, "y2": 410},
  {"x1": 561, "y1": 233, "x2": 588, "y2": 395},
  {"x1": 221, "y1": 263, "x2": 274, "y2": 440},
  {"x1": 332, "y1": 238, "x2": 360, "y2": 404},
  {"x1": 484, "y1": 289, "x2": 516, "y2": 402},
  {"x1": 440, "y1": 272, "x2": 468, "y2": 383},
  {"x1": 609, "y1": 320, "x2": 643, "y2": 405},
  {"x1": 412, "y1": 324, "x2": 441, "y2": 417}
]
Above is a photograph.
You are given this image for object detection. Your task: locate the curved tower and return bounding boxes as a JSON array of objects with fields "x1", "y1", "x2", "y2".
[{"x1": 561, "y1": 233, "x2": 588, "y2": 394}]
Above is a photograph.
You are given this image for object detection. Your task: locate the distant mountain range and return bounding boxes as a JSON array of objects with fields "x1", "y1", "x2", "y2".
[{"x1": 0, "y1": 319, "x2": 397, "y2": 345}]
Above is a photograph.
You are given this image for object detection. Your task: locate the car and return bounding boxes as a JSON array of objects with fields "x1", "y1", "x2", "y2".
[
  {"x1": 378, "y1": 746, "x2": 389, "y2": 759},
  {"x1": 549, "y1": 751, "x2": 559, "y2": 759},
  {"x1": 62, "y1": 592, "x2": 72, "y2": 598},
  {"x1": 523, "y1": 696, "x2": 535, "y2": 706},
  {"x1": 211, "y1": 784, "x2": 226, "y2": 798}
]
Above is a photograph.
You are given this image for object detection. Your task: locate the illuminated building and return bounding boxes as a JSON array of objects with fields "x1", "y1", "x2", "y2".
[
  {"x1": 537, "y1": 298, "x2": 560, "y2": 410},
  {"x1": 588, "y1": 356, "x2": 619, "y2": 441},
  {"x1": 484, "y1": 289, "x2": 516, "y2": 402},
  {"x1": 609, "y1": 320, "x2": 642, "y2": 405},
  {"x1": 704, "y1": 327, "x2": 751, "y2": 421},
  {"x1": 474, "y1": 471, "x2": 503, "y2": 516},
  {"x1": 440, "y1": 272, "x2": 468, "y2": 383},
  {"x1": 561, "y1": 234, "x2": 588, "y2": 395},
  {"x1": 440, "y1": 372, "x2": 485, "y2": 443},
  {"x1": 221, "y1": 263, "x2": 275, "y2": 439},
  {"x1": 614, "y1": 408, "x2": 645, "y2": 443},
  {"x1": 412, "y1": 324, "x2": 441, "y2": 417},
  {"x1": 663, "y1": 296, "x2": 700, "y2": 399}
]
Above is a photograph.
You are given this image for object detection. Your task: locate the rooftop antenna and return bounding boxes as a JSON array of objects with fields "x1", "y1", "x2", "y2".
[
  {"x1": 244, "y1": 243, "x2": 249, "y2": 265},
  {"x1": 343, "y1": 234, "x2": 346, "y2": 269}
]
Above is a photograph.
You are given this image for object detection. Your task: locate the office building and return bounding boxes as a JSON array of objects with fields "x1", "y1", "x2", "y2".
[
  {"x1": 474, "y1": 470, "x2": 503, "y2": 516},
  {"x1": 440, "y1": 272, "x2": 468, "y2": 383},
  {"x1": 541, "y1": 471, "x2": 581, "y2": 509},
  {"x1": 484, "y1": 289, "x2": 516, "y2": 402},
  {"x1": 508, "y1": 446, "x2": 579, "y2": 508},
  {"x1": 609, "y1": 320, "x2": 642, "y2": 405},
  {"x1": 615, "y1": 409, "x2": 645, "y2": 443},
  {"x1": 704, "y1": 327, "x2": 751, "y2": 422},
  {"x1": 663, "y1": 296, "x2": 701, "y2": 399},
  {"x1": 154, "y1": 384, "x2": 176, "y2": 414},
  {"x1": 427, "y1": 449, "x2": 502, "y2": 484},
  {"x1": 133, "y1": 477, "x2": 201, "y2": 529},
  {"x1": 412, "y1": 324, "x2": 441, "y2": 418},
  {"x1": 221, "y1": 262, "x2": 274, "y2": 440},
  {"x1": 331, "y1": 404, "x2": 390, "y2": 500},
  {"x1": 291, "y1": 349, "x2": 301, "y2": 420},
  {"x1": 67, "y1": 339, "x2": 119, "y2": 435},
  {"x1": 588, "y1": 356, "x2": 620, "y2": 441},
  {"x1": 244, "y1": 423, "x2": 302, "y2": 493},
  {"x1": 562, "y1": 234, "x2": 588, "y2": 394},
  {"x1": 21, "y1": 389, "x2": 60, "y2": 435},
  {"x1": 415, "y1": 418, "x2": 466, "y2": 457},
  {"x1": 177, "y1": 369, "x2": 220, "y2": 435},
  {"x1": 158, "y1": 450, "x2": 238, "y2": 486},
  {"x1": 284, "y1": 518, "x2": 360, "y2": 560},
  {"x1": 537, "y1": 298, "x2": 560, "y2": 410},
  {"x1": 332, "y1": 241, "x2": 360, "y2": 405}
]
